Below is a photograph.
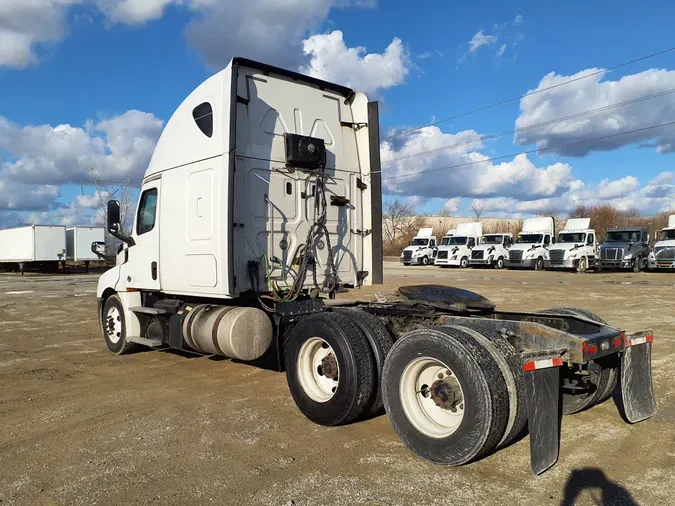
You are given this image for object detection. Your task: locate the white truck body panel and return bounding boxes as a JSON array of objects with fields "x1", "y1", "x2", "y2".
[
  {"x1": 548, "y1": 217, "x2": 597, "y2": 270},
  {"x1": 435, "y1": 222, "x2": 482, "y2": 267},
  {"x1": 400, "y1": 228, "x2": 438, "y2": 265},
  {"x1": 469, "y1": 233, "x2": 513, "y2": 267},
  {"x1": 0, "y1": 226, "x2": 66, "y2": 262},
  {"x1": 101, "y1": 59, "x2": 374, "y2": 299},
  {"x1": 507, "y1": 216, "x2": 555, "y2": 269},
  {"x1": 669, "y1": 215, "x2": 675, "y2": 228},
  {"x1": 66, "y1": 227, "x2": 105, "y2": 261},
  {"x1": 649, "y1": 215, "x2": 675, "y2": 268}
]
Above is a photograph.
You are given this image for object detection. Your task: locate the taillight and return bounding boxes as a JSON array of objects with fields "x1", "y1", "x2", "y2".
[{"x1": 587, "y1": 345, "x2": 598, "y2": 355}]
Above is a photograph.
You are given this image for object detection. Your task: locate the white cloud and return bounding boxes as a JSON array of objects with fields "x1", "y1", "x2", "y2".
[
  {"x1": 0, "y1": 0, "x2": 79, "y2": 68},
  {"x1": 0, "y1": 110, "x2": 164, "y2": 185},
  {"x1": 443, "y1": 197, "x2": 461, "y2": 214},
  {"x1": 381, "y1": 126, "x2": 575, "y2": 201},
  {"x1": 495, "y1": 44, "x2": 506, "y2": 58},
  {"x1": 92, "y1": 0, "x2": 176, "y2": 24},
  {"x1": 468, "y1": 30, "x2": 497, "y2": 54},
  {"x1": 513, "y1": 14, "x2": 524, "y2": 25},
  {"x1": 515, "y1": 68, "x2": 675, "y2": 156},
  {"x1": 0, "y1": 181, "x2": 60, "y2": 211},
  {"x1": 300, "y1": 30, "x2": 411, "y2": 98},
  {"x1": 75, "y1": 194, "x2": 99, "y2": 208},
  {"x1": 596, "y1": 176, "x2": 639, "y2": 199},
  {"x1": 2, "y1": 0, "x2": 388, "y2": 74}
]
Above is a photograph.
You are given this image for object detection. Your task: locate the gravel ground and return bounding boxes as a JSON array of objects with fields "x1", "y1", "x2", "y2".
[{"x1": 0, "y1": 263, "x2": 673, "y2": 505}]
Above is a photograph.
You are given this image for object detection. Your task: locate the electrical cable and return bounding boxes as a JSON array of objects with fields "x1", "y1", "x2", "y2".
[
  {"x1": 382, "y1": 88, "x2": 675, "y2": 165},
  {"x1": 383, "y1": 46, "x2": 675, "y2": 141},
  {"x1": 381, "y1": 121, "x2": 675, "y2": 181}
]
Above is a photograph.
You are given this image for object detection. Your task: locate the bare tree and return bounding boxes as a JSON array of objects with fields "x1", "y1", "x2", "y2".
[
  {"x1": 383, "y1": 198, "x2": 426, "y2": 256},
  {"x1": 90, "y1": 168, "x2": 137, "y2": 258},
  {"x1": 469, "y1": 200, "x2": 486, "y2": 220}
]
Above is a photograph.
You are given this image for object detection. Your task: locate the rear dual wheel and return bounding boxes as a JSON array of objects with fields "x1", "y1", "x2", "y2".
[
  {"x1": 284, "y1": 310, "x2": 394, "y2": 426},
  {"x1": 382, "y1": 327, "x2": 511, "y2": 466}
]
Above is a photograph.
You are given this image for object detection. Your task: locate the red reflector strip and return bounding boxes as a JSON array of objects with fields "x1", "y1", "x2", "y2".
[
  {"x1": 625, "y1": 335, "x2": 654, "y2": 347},
  {"x1": 523, "y1": 357, "x2": 563, "y2": 371},
  {"x1": 587, "y1": 345, "x2": 598, "y2": 355},
  {"x1": 613, "y1": 338, "x2": 622, "y2": 347}
]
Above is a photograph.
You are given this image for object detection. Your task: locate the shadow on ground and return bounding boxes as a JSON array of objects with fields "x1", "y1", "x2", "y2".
[{"x1": 561, "y1": 468, "x2": 639, "y2": 505}]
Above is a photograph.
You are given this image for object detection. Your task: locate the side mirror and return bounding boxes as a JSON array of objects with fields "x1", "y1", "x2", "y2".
[
  {"x1": 107, "y1": 200, "x2": 121, "y2": 234},
  {"x1": 106, "y1": 199, "x2": 135, "y2": 246}
]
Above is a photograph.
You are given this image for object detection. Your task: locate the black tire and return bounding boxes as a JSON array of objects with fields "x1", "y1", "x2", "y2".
[
  {"x1": 102, "y1": 294, "x2": 138, "y2": 355},
  {"x1": 577, "y1": 257, "x2": 587, "y2": 273},
  {"x1": 447, "y1": 325, "x2": 527, "y2": 448},
  {"x1": 460, "y1": 257, "x2": 469, "y2": 269},
  {"x1": 333, "y1": 308, "x2": 395, "y2": 418},
  {"x1": 535, "y1": 257, "x2": 544, "y2": 271},
  {"x1": 537, "y1": 307, "x2": 616, "y2": 414},
  {"x1": 422, "y1": 256, "x2": 429, "y2": 266},
  {"x1": 284, "y1": 312, "x2": 376, "y2": 426},
  {"x1": 633, "y1": 256, "x2": 643, "y2": 273},
  {"x1": 382, "y1": 327, "x2": 509, "y2": 466},
  {"x1": 496, "y1": 257, "x2": 505, "y2": 269}
]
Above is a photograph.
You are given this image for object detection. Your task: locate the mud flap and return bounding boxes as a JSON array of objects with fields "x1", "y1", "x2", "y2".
[
  {"x1": 621, "y1": 335, "x2": 656, "y2": 423},
  {"x1": 524, "y1": 362, "x2": 562, "y2": 475}
]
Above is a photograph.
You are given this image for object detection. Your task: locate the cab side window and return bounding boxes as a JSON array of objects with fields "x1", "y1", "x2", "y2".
[
  {"x1": 544, "y1": 235, "x2": 551, "y2": 246},
  {"x1": 468, "y1": 238, "x2": 475, "y2": 247},
  {"x1": 137, "y1": 189, "x2": 158, "y2": 235},
  {"x1": 587, "y1": 233, "x2": 594, "y2": 245},
  {"x1": 430, "y1": 239, "x2": 436, "y2": 247},
  {"x1": 642, "y1": 231, "x2": 649, "y2": 243}
]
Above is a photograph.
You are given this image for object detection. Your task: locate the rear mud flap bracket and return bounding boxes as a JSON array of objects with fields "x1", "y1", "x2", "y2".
[{"x1": 621, "y1": 332, "x2": 656, "y2": 423}]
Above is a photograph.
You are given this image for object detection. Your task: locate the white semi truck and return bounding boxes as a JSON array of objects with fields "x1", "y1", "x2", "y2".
[
  {"x1": 507, "y1": 217, "x2": 555, "y2": 270},
  {"x1": 434, "y1": 222, "x2": 482, "y2": 268},
  {"x1": 0, "y1": 225, "x2": 66, "y2": 274},
  {"x1": 469, "y1": 233, "x2": 513, "y2": 269},
  {"x1": 96, "y1": 57, "x2": 656, "y2": 475},
  {"x1": 400, "y1": 228, "x2": 438, "y2": 266},
  {"x1": 649, "y1": 215, "x2": 675, "y2": 270},
  {"x1": 546, "y1": 218, "x2": 597, "y2": 272}
]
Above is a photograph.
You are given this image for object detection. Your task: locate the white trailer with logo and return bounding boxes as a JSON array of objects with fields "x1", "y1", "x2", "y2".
[
  {"x1": 66, "y1": 226, "x2": 106, "y2": 271},
  {"x1": 0, "y1": 225, "x2": 66, "y2": 274},
  {"x1": 94, "y1": 57, "x2": 656, "y2": 476}
]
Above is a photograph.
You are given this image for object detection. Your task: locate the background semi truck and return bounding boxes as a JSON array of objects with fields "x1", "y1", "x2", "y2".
[
  {"x1": 507, "y1": 216, "x2": 555, "y2": 270},
  {"x1": 96, "y1": 57, "x2": 656, "y2": 475},
  {"x1": 546, "y1": 218, "x2": 597, "y2": 272},
  {"x1": 400, "y1": 228, "x2": 438, "y2": 265},
  {"x1": 648, "y1": 215, "x2": 675, "y2": 270},
  {"x1": 0, "y1": 225, "x2": 66, "y2": 274},
  {"x1": 434, "y1": 221, "x2": 482, "y2": 268},
  {"x1": 598, "y1": 227, "x2": 650, "y2": 272},
  {"x1": 469, "y1": 232, "x2": 512, "y2": 269}
]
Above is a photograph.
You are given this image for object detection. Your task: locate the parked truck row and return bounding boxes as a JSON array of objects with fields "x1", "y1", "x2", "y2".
[
  {"x1": 401, "y1": 215, "x2": 672, "y2": 273},
  {"x1": 95, "y1": 57, "x2": 656, "y2": 477},
  {"x1": 0, "y1": 225, "x2": 105, "y2": 273}
]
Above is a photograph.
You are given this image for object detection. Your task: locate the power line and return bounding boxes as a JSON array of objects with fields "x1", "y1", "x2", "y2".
[
  {"x1": 381, "y1": 121, "x2": 675, "y2": 181},
  {"x1": 383, "y1": 46, "x2": 675, "y2": 142},
  {"x1": 382, "y1": 88, "x2": 675, "y2": 165}
]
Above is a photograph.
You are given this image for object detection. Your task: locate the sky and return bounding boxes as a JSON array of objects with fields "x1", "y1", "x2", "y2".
[{"x1": 1, "y1": 0, "x2": 675, "y2": 227}]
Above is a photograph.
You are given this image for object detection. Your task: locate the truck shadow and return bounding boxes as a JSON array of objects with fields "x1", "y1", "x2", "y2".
[{"x1": 561, "y1": 468, "x2": 638, "y2": 506}]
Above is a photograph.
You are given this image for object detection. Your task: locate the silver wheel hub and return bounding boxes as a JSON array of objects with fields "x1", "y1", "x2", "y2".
[
  {"x1": 400, "y1": 357, "x2": 465, "y2": 438},
  {"x1": 106, "y1": 306, "x2": 122, "y2": 344},
  {"x1": 297, "y1": 337, "x2": 340, "y2": 403}
]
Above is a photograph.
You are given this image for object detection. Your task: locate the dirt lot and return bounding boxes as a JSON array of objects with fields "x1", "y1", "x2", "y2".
[{"x1": 0, "y1": 263, "x2": 674, "y2": 505}]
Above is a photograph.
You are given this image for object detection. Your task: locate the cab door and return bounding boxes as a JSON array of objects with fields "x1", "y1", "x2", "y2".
[{"x1": 127, "y1": 180, "x2": 161, "y2": 290}]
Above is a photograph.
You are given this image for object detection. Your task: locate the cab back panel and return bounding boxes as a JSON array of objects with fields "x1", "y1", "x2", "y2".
[{"x1": 232, "y1": 65, "x2": 365, "y2": 293}]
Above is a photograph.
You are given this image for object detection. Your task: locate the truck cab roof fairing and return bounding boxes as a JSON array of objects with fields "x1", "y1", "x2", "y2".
[{"x1": 144, "y1": 58, "x2": 357, "y2": 182}]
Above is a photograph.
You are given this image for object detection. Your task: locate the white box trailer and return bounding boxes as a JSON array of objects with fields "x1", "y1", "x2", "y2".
[
  {"x1": 66, "y1": 227, "x2": 105, "y2": 265},
  {"x1": 0, "y1": 225, "x2": 66, "y2": 273}
]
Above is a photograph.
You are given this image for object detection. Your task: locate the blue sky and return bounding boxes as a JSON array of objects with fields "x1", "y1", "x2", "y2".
[{"x1": 1, "y1": 0, "x2": 675, "y2": 227}]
